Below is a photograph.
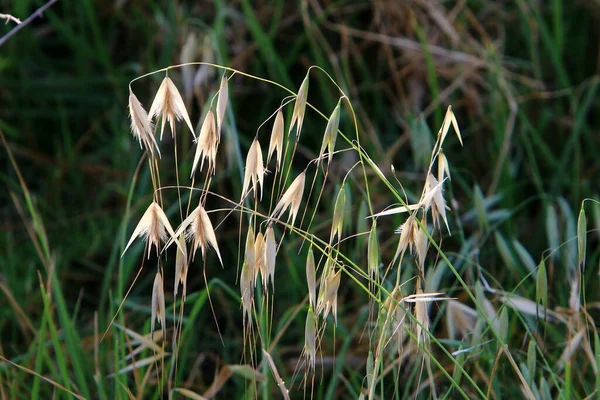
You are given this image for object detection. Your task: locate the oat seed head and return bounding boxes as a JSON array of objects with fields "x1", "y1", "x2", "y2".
[
  {"x1": 317, "y1": 268, "x2": 342, "y2": 324},
  {"x1": 151, "y1": 271, "x2": 166, "y2": 336},
  {"x1": 304, "y1": 306, "x2": 317, "y2": 371},
  {"x1": 148, "y1": 76, "x2": 195, "y2": 140},
  {"x1": 319, "y1": 101, "x2": 340, "y2": 166},
  {"x1": 216, "y1": 74, "x2": 228, "y2": 137},
  {"x1": 244, "y1": 225, "x2": 256, "y2": 287},
  {"x1": 241, "y1": 139, "x2": 265, "y2": 200},
  {"x1": 240, "y1": 261, "x2": 253, "y2": 326},
  {"x1": 421, "y1": 174, "x2": 450, "y2": 232},
  {"x1": 439, "y1": 105, "x2": 462, "y2": 147},
  {"x1": 191, "y1": 110, "x2": 218, "y2": 177},
  {"x1": 306, "y1": 247, "x2": 316, "y2": 308},
  {"x1": 267, "y1": 109, "x2": 284, "y2": 168},
  {"x1": 176, "y1": 203, "x2": 222, "y2": 265},
  {"x1": 289, "y1": 75, "x2": 309, "y2": 138},
  {"x1": 437, "y1": 151, "x2": 451, "y2": 182},
  {"x1": 122, "y1": 201, "x2": 179, "y2": 259},
  {"x1": 254, "y1": 231, "x2": 266, "y2": 287},
  {"x1": 174, "y1": 234, "x2": 188, "y2": 297},
  {"x1": 128, "y1": 89, "x2": 160, "y2": 157},
  {"x1": 330, "y1": 184, "x2": 346, "y2": 243},
  {"x1": 271, "y1": 171, "x2": 306, "y2": 227},
  {"x1": 265, "y1": 226, "x2": 277, "y2": 290}
]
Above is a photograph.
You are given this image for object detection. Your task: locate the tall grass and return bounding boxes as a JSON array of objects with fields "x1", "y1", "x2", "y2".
[{"x1": 1, "y1": 1, "x2": 600, "y2": 399}]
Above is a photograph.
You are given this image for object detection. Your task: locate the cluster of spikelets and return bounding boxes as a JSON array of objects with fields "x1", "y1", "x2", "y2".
[{"x1": 121, "y1": 63, "x2": 462, "y2": 397}]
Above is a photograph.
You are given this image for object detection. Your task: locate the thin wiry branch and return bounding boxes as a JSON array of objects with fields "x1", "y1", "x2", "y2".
[{"x1": 0, "y1": 0, "x2": 59, "y2": 47}]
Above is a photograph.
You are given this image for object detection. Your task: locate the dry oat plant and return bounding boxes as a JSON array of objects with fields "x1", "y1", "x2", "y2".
[{"x1": 114, "y1": 62, "x2": 469, "y2": 399}]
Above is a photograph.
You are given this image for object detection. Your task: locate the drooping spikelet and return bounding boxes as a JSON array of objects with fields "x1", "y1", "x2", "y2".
[
  {"x1": 216, "y1": 74, "x2": 228, "y2": 137},
  {"x1": 244, "y1": 225, "x2": 256, "y2": 286},
  {"x1": 317, "y1": 267, "x2": 342, "y2": 324},
  {"x1": 421, "y1": 173, "x2": 450, "y2": 232},
  {"x1": 148, "y1": 76, "x2": 195, "y2": 140},
  {"x1": 304, "y1": 306, "x2": 317, "y2": 371},
  {"x1": 240, "y1": 261, "x2": 253, "y2": 326},
  {"x1": 128, "y1": 88, "x2": 160, "y2": 157},
  {"x1": 267, "y1": 109, "x2": 284, "y2": 168},
  {"x1": 318, "y1": 101, "x2": 340, "y2": 166},
  {"x1": 174, "y1": 234, "x2": 188, "y2": 297},
  {"x1": 289, "y1": 75, "x2": 309, "y2": 138},
  {"x1": 329, "y1": 184, "x2": 346, "y2": 243},
  {"x1": 306, "y1": 247, "x2": 316, "y2": 308},
  {"x1": 241, "y1": 139, "x2": 265, "y2": 200},
  {"x1": 151, "y1": 271, "x2": 166, "y2": 336},
  {"x1": 191, "y1": 110, "x2": 219, "y2": 177},
  {"x1": 264, "y1": 226, "x2": 277, "y2": 290},
  {"x1": 122, "y1": 201, "x2": 179, "y2": 259},
  {"x1": 254, "y1": 231, "x2": 266, "y2": 285},
  {"x1": 438, "y1": 105, "x2": 462, "y2": 147},
  {"x1": 271, "y1": 171, "x2": 306, "y2": 227},
  {"x1": 174, "y1": 203, "x2": 222, "y2": 265}
]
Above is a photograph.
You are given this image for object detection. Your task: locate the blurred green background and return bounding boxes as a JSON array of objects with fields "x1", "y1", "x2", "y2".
[{"x1": 1, "y1": 0, "x2": 600, "y2": 398}]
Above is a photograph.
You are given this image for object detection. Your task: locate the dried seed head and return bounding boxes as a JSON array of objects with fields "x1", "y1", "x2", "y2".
[
  {"x1": 319, "y1": 101, "x2": 340, "y2": 166},
  {"x1": 317, "y1": 268, "x2": 342, "y2": 324},
  {"x1": 414, "y1": 217, "x2": 429, "y2": 272},
  {"x1": 421, "y1": 173, "x2": 450, "y2": 232},
  {"x1": 245, "y1": 225, "x2": 256, "y2": 287},
  {"x1": 304, "y1": 307, "x2": 317, "y2": 371},
  {"x1": 271, "y1": 171, "x2": 306, "y2": 227},
  {"x1": 437, "y1": 151, "x2": 451, "y2": 183},
  {"x1": 148, "y1": 76, "x2": 195, "y2": 140},
  {"x1": 123, "y1": 201, "x2": 179, "y2": 259},
  {"x1": 289, "y1": 75, "x2": 309, "y2": 138},
  {"x1": 174, "y1": 234, "x2": 188, "y2": 298},
  {"x1": 413, "y1": 279, "x2": 429, "y2": 344},
  {"x1": 191, "y1": 110, "x2": 219, "y2": 177},
  {"x1": 267, "y1": 109, "x2": 284, "y2": 168},
  {"x1": 240, "y1": 261, "x2": 253, "y2": 326},
  {"x1": 306, "y1": 247, "x2": 316, "y2": 308},
  {"x1": 241, "y1": 139, "x2": 265, "y2": 200},
  {"x1": 330, "y1": 184, "x2": 346, "y2": 243},
  {"x1": 151, "y1": 271, "x2": 166, "y2": 336},
  {"x1": 265, "y1": 226, "x2": 277, "y2": 290},
  {"x1": 439, "y1": 105, "x2": 462, "y2": 147},
  {"x1": 175, "y1": 203, "x2": 222, "y2": 265},
  {"x1": 216, "y1": 74, "x2": 229, "y2": 137},
  {"x1": 254, "y1": 232, "x2": 266, "y2": 286},
  {"x1": 128, "y1": 89, "x2": 160, "y2": 157},
  {"x1": 393, "y1": 213, "x2": 418, "y2": 263}
]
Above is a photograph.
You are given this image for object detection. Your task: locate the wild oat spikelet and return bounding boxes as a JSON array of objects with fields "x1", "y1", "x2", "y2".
[
  {"x1": 421, "y1": 173, "x2": 450, "y2": 232},
  {"x1": 122, "y1": 201, "x2": 179, "y2": 259},
  {"x1": 319, "y1": 101, "x2": 340, "y2": 166},
  {"x1": 304, "y1": 306, "x2": 317, "y2": 371},
  {"x1": 265, "y1": 226, "x2": 277, "y2": 290},
  {"x1": 439, "y1": 105, "x2": 462, "y2": 146},
  {"x1": 191, "y1": 110, "x2": 218, "y2": 177},
  {"x1": 151, "y1": 271, "x2": 166, "y2": 336},
  {"x1": 414, "y1": 217, "x2": 429, "y2": 272},
  {"x1": 240, "y1": 261, "x2": 253, "y2": 326},
  {"x1": 437, "y1": 151, "x2": 451, "y2": 183},
  {"x1": 241, "y1": 139, "x2": 265, "y2": 200},
  {"x1": 267, "y1": 109, "x2": 284, "y2": 168},
  {"x1": 254, "y1": 231, "x2": 266, "y2": 286},
  {"x1": 128, "y1": 88, "x2": 160, "y2": 157},
  {"x1": 413, "y1": 278, "x2": 429, "y2": 344},
  {"x1": 289, "y1": 75, "x2": 309, "y2": 138},
  {"x1": 306, "y1": 247, "x2": 316, "y2": 308},
  {"x1": 174, "y1": 234, "x2": 188, "y2": 297},
  {"x1": 271, "y1": 171, "x2": 306, "y2": 227},
  {"x1": 330, "y1": 184, "x2": 346, "y2": 243},
  {"x1": 244, "y1": 225, "x2": 256, "y2": 286},
  {"x1": 317, "y1": 267, "x2": 342, "y2": 324},
  {"x1": 148, "y1": 76, "x2": 195, "y2": 140},
  {"x1": 174, "y1": 203, "x2": 222, "y2": 265},
  {"x1": 216, "y1": 74, "x2": 228, "y2": 137},
  {"x1": 393, "y1": 213, "x2": 417, "y2": 262}
]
